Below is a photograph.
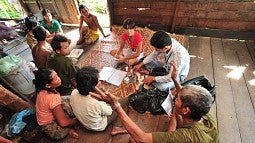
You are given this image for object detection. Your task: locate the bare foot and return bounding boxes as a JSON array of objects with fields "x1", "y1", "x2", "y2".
[
  {"x1": 111, "y1": 126, "x2": 128, "y2": 136},
  {"x1": 69, "y1": 129, "x2": 79, "y2": 139}
]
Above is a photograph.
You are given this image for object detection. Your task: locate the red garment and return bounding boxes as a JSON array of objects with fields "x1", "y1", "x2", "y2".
[{"x1": 121, "y1": 31, "x2": 144, "y2": 51}]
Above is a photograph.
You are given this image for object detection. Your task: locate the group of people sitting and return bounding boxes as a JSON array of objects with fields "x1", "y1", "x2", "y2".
[{"x1": 1, "y1": 3, "x2": 219, "y2": 143}]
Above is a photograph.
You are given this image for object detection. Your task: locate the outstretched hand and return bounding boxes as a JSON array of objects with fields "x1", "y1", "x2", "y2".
[
  {"x1": 170, "y1": 61, "x2": 182, "y2": 93},
  {"x1": 104, "y1": 91, "x2": 118, "y2": 104}
]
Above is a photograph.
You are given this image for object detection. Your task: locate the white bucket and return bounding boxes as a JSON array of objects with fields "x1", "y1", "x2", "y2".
[{"x1": 3, "y1": 59, "x2": 35, "y2": 95}]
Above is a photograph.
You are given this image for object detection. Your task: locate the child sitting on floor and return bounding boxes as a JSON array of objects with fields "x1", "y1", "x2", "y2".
[
  {"x1": 70, "y1": 66, "x2": 128, "y2": 135},
  {"x1": 110, "y1": 18, "x2": 144, "y2": 66},
  {"x1": 77, "y1": 4, "x2": 109, "y2": 45}
]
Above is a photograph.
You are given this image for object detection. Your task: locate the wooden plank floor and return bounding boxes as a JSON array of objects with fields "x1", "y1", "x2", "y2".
[
  {"x1": 1, "y1": 27, "x2": 255, "y2": 143},
  {"x1": 187, "y1": 37, "x2": 255, "y2": 143}
]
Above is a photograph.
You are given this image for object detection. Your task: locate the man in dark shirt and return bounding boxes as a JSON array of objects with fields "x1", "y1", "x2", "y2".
[{"x1": 46, "y1": 35, "x2": 78, "y2": 95}]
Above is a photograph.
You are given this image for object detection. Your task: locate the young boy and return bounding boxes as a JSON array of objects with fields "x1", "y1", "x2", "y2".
[
  {"x1": 110, "y1": 18, "x2": 144, "y2": 66},
  {"x1": 77, "y1": 4, "x2": 109, "y2": 45},
  {"x1": 32, "y1": 26, "x2": 52, "y2": 69},
  {"x1": 46, "y1": 35, "x2": 78, "y2": 95}
]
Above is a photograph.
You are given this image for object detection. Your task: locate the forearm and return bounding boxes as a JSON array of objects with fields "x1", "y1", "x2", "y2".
[
  {"x1": 115, "y1": 106, "x2": 152, "y2": 143},
  {"x1": 79, "y1": 17, "x2": 83, "y2": 32},
  {"x1": 168, "y1": 112, "x2": 177, "y2": 132},
  {"x1": 58, "y1": 116, "x2": 77, "y2": 127},
  {"x1": 124, "y1": 52, "x2": 140, "y2": 60},
  {"x1": 58, "y1": 27, "x2": 63, "y2": 34},
  {"x1": 172, "y1": 77, "x2": 181, "y2": 92},
  {"x1": 0, "y1": 136, "x2": 13, "y2": 143}
]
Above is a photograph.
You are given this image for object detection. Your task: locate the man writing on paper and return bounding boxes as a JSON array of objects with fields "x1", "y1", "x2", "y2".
[{"x1": 101, "y1": 61, "x2": 219, "y2": 143}]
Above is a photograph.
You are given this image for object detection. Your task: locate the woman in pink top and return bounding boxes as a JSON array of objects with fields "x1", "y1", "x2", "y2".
[
  {"x1": 34, "y1": 68, "x2": 79, "y2": 140},
  {"x1": 110, "y1": 18, "x2": 144, "y2": 66}
]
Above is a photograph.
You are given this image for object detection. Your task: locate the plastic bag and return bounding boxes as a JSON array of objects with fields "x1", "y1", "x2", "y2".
[
  {"x1": 0, "y1": 54, "x2": 21, "y2": 75},
  {"x1": 128, "y1": 92, "x2": 152, "y2": 114},
  {"x1": 147, "y1": 89, "x2": 168, "y2": 115}
]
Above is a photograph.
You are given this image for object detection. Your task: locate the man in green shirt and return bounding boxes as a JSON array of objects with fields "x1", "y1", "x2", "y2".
[
  {"x1": 46, "y1": 35, "x2": 77, "y2": 95},
  {"x1": 102, "y1": 61, "x2": 219, "y2": 143}
]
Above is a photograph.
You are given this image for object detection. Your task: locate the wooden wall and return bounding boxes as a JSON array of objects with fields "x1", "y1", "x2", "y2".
[
  {"x1": 23, "y1": 0, "x2": 79, "y2": 24},
  {"x1": 108, "y1": 0, "x2": 255, "y2": 39}
]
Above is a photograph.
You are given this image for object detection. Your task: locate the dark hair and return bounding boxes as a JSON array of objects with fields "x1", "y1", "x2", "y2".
[
  {"x1": 33, "y1": 68, "x2": 53, "y2": 92},
  {"x1": 150, "y1": 30, "x2": 172, "y2": 49},
  {"x1": 0, "y1": 51, "x2": 8, "y2": 58},
  {"x1": 180, "y1": 85, "x2": 213, "y2": 121},
  {"x1": 42, "y1": 9, "x2": 51, "y2": 16},
  {"x1": 33, "y1": 26, "x2": 46, "y2": 41},
  {"x1": 79, "y1": 4, "x2": 88, "y2": 11},
  {"x1": 25, "y1": 18, "x2": 38, "y2": 30},
  {"x1": 76, "y1": 66, "x2": 99, "y2": 95},
  {"x1": 123, "y1": 18, "x2": 135, "y2": 29},
  {"x1": 51, "y1": 35, "x2": 68, "y2": 51}
]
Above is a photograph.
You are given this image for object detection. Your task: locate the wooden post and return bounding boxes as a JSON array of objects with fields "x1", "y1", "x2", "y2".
[
  {"x1": 107, "y1": 0, "x2": 113, "y2": 30},
  {"x1": 0, "y1": 85, "x2": 32, "y2": 112},
  {"x1": 171, "y1": 0, "x2": 181, "y2": 33},
  {"x1": 18, "y1": 0, "x2": 31, "y2": 15}
]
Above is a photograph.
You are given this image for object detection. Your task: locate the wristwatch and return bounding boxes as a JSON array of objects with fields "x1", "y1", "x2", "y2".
[{"x1": 113, "y1": 102, "x2": 121, "y2": 110}]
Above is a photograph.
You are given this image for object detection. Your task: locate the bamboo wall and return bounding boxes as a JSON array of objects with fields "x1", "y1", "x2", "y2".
[{"x1": 108, "y1": 0, "x2": 255, "y2": 36}]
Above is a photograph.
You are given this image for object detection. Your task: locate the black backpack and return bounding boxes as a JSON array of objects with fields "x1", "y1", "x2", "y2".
[{"x1": 181, "y1": 75, "x2": 216, "y2": 103}]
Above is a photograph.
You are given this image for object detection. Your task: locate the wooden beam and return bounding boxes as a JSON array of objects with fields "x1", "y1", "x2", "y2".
[
  {"x1": 0, "y1": 85, "x2": 32, "y2": 112},
  {"x1": 171, "y1": 0, "x2": 181, "y2": 33}
]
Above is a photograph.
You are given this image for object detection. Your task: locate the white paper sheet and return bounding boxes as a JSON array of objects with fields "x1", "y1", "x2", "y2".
[
  {"x1": 99, "y1": 67, "x2": 127, "y2": 86},
  {"x1": 67, "y1": 49, "x2": 84, "y2": 58},
  {"x1": 161, "y1": 92, "x2": 174, "y2": 116}
]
